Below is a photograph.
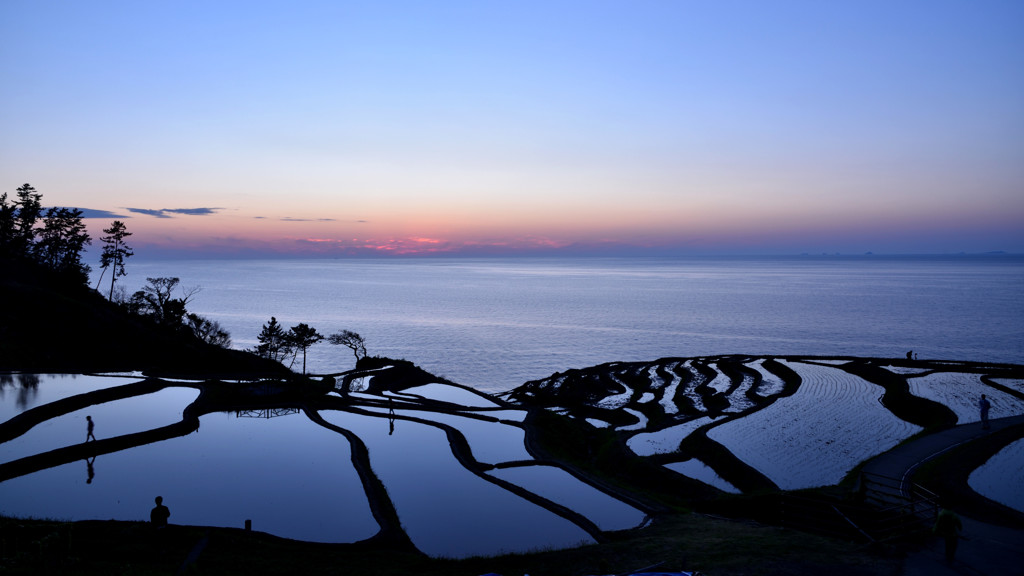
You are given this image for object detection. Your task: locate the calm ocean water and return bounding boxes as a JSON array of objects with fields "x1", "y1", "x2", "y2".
[{"x1": 109, "y1": 255, "x2": 1024, "y2": 393}]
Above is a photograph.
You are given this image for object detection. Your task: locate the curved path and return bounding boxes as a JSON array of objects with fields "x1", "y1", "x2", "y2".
[{"x1": 859, "y1": 415, "x2": 1024, "y2": 575}]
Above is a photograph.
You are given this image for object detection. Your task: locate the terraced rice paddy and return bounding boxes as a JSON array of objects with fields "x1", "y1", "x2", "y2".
[
  {"x1": 3, "y1": 355, "x2": 1023, "y2": 557},
  {"x1": 0, "y1": 371, "x2": 646, "y2": 557},
  {"x1": 487, "y1": 464, "x2": 649, "y2": 531},
  {"x1": 663, "y1": 459, "x2": 740, "y2": 494},
  {"x1": 626, "y1": 416, "x2": 717, "y2": 457},
  {"x1": 706, "y1": 361, "x2": 921, "y2": 489},
  {"x1": 514, "y1": 356, "x2": 1024, "y2": 496},
  {"x1": 992, "y1": 378, "x2": 1024, "y2": 393},
  {"x1": 907, "y1": 371, "x2": 1024, "y2": 424},
  {"x1": 968, "y1": 438, "x2": 1024, "y2": 513}
]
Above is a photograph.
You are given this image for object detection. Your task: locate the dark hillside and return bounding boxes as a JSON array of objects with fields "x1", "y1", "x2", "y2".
[{"x1": 0, "y1": 257, "x2": 287, "y2": 377}]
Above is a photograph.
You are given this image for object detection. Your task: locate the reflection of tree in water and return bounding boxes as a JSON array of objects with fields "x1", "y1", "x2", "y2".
[
  {"x1": 0, "y1": 374, "x2": 10, "y2": 405},
  {"x1": 0, "y1": 373, "x2": 40, "y2": 410},
  {"x1": 234, "y1": 408, "x2": 300, "y2": 419}
]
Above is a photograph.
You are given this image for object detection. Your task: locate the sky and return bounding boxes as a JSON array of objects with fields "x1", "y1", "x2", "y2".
[{"x1": 1, "y1": 1, "x2": 1022, "y2": 258}]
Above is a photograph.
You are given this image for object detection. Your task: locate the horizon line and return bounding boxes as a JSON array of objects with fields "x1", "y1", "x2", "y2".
[{"x1": 119, "y1": 249, "x2": 1021, "y2": 261}]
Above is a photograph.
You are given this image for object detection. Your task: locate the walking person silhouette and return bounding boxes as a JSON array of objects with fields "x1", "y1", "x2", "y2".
[{"x1": 86, "y1": 415, "x2": 96, "y2": 442}]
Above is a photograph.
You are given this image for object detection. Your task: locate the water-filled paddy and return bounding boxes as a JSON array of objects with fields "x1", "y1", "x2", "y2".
[
  {"x1": 487, "y1": 464, "x2": 647, "y2": 531},
  {"x1": 707, "y1": 361, "x2": 922, "y2": 490},
  {"x1": 3, "y1": 358, "x2": 1022, "y2": 557},
  {"x1": 0, "y1": 374, "x2": 139, "y2": 420},
  {"x1": 664, "y1": 459, "x2": 740, "y2": 494},
  {"x1": 0, "y1": 414, "x2": 376, "y2": 543},
  {"x1": 318, "y1": 409, "x2": 595, "y2": 557},
  {"x1": 0, "y1": 374, "x2": 603, "y2": 557},
  {"x1": 0, "y1": 387, "x2": 200, "y2": 463},
  {"x1": 361, "y1": 406, "x2": 533, "y2": 464},
  {"x1": 968, "y1": 438, "x2": 1024, "y2": 514}
]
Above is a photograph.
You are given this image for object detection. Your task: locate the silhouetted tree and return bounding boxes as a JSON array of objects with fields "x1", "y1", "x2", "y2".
[
  {"x1": 255, "y1": 317, "x2": 291, "y2": 362},
  {"x1": 187, "y1": 313, "x2": 232, "y2": 348},
  {"x1": 130, "y1": 277, "x2": 199, "y2": 327},
  {"x1": 123, "y1": 277, "x2": 228, "y2": 346},
  {"x1": 0, "y1": 193, "x2": 19, "y2": 258},
  {"x1": 34, "y1": 207, "x2": 92, "y2": 282},
  {"x1": 286, "y1": 323, "x2": 323, "y2": 374},
  {"x1": 327, "y1": 330, "x2": 366, "y2": 361},
  {"x1": 11, "y1": 184, "x2": 42, "y2": 257},
  {"x1": 1, "y1": 185, "x2": 93, "y2": 286},
  {"x1": 98, "y1": 220, "x2": 133, "y2": 299},
  {"x1": 1, "y1": 184, "x2": 44, "y2": 259}
]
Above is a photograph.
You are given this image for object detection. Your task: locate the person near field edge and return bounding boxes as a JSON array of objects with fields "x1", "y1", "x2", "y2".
[
  {"x1": 980, "y1": 394, "x2": 991, "y2": 429},
  {"x1": 933, "y1": 507, "x2": 962, "y2": 563},
  {"x1": 151, "y1": 496, "x2": 170, "y2": 528}
]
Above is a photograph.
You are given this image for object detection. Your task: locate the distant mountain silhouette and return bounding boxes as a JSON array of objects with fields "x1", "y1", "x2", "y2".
[{"x1": 0, "y1": 256, "x2": 287, "y2": 377}]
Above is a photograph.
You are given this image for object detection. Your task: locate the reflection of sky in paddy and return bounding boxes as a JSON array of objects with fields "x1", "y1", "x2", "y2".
[
  {"x1": 664, "y1": 459, "x2": 740, "y2": 494},
  {"x1": 0, "y1": 378, "x2": 613, "y2": 556},
  {"x1": 169, "y1": 412, "x2": 376, "y2": 542},
  {"x1": 488, "y1": 465, "x2": 647, "y2": 531},
  {"x1": 475, "y1": 409, "x2": 528, "y2": 423},
  {"x1": 336, "y1": 391, "x2": 376, "y2": 401},
  {"x1": 968, "y1": 438, "x2": 1024, "y2": 514},
  {"x1": 388, "y1": 383, "x2": 502, "y2": 407},
  {"x1": 0, "y1": 374, "x2": 143, "y2": 420},
  {"x1": 319, "y1": 409, "x2": 594, "y2": 558},
  {"x1": 0, "y1": 387, "x2": 201, "y2": 463},
  {"x1": 0, "y1": 407, "x2": 376, "y2": 544},
  {"x1": 362, "y1": 407, "x2": 532, "y2": 464},
  {"x1": 626, "y1": 416, "x2": 716, "y2": 457}
]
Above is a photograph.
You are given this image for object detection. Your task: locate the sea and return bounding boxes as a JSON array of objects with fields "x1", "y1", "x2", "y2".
[{"x1": 105, "y1": 255, "x2": 1024, "y2": 394}]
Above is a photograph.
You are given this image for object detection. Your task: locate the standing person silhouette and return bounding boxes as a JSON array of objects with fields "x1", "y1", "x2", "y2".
[
  {"x1": 86, "y1": 416, "x2": 96, "y2": 442},
  {"x1": 979, "y1": 394, "x2": 992, "y2": 430},
  {"x1": 151, "y1": 496, "x2": 170, "y2": 528}
]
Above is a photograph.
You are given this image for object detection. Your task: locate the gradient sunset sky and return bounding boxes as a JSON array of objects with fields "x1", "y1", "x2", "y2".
[{"x1": 2, "y1": 1, "x2": 1022, "y2": 257}]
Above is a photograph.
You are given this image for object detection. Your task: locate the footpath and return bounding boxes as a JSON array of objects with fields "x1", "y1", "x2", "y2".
[{"x1": 860, "y1": 415, "x2": 1024, "y2": 576}]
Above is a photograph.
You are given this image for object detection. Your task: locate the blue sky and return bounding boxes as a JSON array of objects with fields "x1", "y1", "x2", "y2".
[{"x1": 2, "y1": 1, "x2": 1022, "y2": 256}]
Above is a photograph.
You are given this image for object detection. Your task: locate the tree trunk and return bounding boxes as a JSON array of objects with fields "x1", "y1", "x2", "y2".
[{"x1": 108, "y1": 240, "x2": 118, "y2": 300}]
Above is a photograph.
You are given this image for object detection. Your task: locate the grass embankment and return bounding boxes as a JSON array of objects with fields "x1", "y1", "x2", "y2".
[{"x1": 1, "y1": 512, "x2": 901, "y2": 576}]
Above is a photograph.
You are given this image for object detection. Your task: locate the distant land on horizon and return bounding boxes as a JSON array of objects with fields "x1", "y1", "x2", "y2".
[{"x1": 113, "y1": 249, "x2": 1021, "y2": 261}]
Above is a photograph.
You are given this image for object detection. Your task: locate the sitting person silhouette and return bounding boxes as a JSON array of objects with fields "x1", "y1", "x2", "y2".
[{"x1": 150, "y1": 496, "x2": 170, "y2": 528}]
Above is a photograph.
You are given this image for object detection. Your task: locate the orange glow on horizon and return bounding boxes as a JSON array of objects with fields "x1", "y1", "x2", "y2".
[{"x1": 75, "y1": 194, "x2": 1024, "y2": 259}]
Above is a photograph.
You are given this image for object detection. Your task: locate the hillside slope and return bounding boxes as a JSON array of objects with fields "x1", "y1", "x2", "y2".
[{"x1": 0, "y1": 257, "x2": 287, "y2": 376}]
